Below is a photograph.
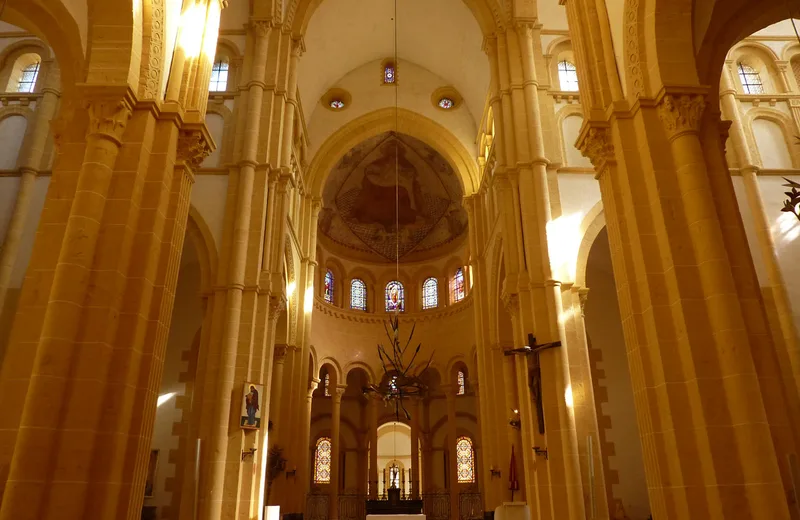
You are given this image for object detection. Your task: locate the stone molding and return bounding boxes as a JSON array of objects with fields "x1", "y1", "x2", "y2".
[{"x1": 657, "y1": 93, "x2": 706, "y2": 141}]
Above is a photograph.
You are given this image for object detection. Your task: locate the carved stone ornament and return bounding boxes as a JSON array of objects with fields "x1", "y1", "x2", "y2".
[
  {"x1": 269, "y1": 294, "x2": 287, "y2": 321},
  {"x1": 501, "y1": 292, "x2": 519, "y2": 318},
  {"x1": 85, "y1": 98, "x2": 133, "y2": 143},
  {"x1": 273, "y1": 345, "x2": 288, "y2": 363},
  {"x1": 578, "y1": 126, "x2": 615, "y2": 171},
  {"x1": 177, "y1": 130, "x2": 212, "y2": 168},
  {"x1": 657, "y1": 94, "x2": 706, "y2": 141}
]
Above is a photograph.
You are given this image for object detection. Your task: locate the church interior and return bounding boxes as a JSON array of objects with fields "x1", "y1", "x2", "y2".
[{"x1": 4, "y1": 0, "x2": 800, "y2": 519}]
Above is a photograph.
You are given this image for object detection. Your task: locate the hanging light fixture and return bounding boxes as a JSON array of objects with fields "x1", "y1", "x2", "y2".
[{"x1": 362, "y1": 0, "x2": 433, "y2": 421}]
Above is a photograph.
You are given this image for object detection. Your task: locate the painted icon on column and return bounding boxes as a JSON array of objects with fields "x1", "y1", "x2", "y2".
[{"x1": 241, "y1": 382, "x2": 264, "y2": 429}]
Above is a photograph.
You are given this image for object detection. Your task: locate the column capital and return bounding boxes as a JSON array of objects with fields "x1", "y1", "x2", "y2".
[
  {"x1": 657, "y1": 92, "x2": 707, "y2": 141},
  {"x1": 80, "y1": 87, "x2": 135, "y2": 144},
  {"x1": 274, "y1": 344, "x2": 288, "y2": 363},
  {"x1": 577, "y1": 122, "x2": 615, "y2": 174},
  {"x1": 177, "y1": 127, "x2": 213, "y2": 168},
  {"x1": 481, "y1": 35, "x2": 497, "y2": 57},
  {"x1": 500, "y1": 291, "x2": 519, "y2": 318},
  {"x1": 332, "y1": 385, "x2": 347, "y2": 402},
  {"x1": 251, "y1": 19, "x2": 274, "y2": 37},
  {"x1": 269, "y1": 293, "x2": 287, "y2": 322},
  {"x1": 292, "y1": 36, "x2": 306, "y2": 58}
]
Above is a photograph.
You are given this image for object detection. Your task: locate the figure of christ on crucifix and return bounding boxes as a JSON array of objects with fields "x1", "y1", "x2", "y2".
[{"x1": 504, "y1": 333, "x2": 562, "y2": 435}]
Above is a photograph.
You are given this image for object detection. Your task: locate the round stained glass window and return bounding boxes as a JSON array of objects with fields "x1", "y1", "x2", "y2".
[
  {"x1": 330, "y1": 99, "x2": 345, "y2": 109},
  {"x1": 438, "y1": 97, "x2": 454, "y2": 109}
]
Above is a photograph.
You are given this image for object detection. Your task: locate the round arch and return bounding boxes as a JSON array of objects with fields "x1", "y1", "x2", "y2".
[
  {"x1": 186, "y1": 205, "x2": 219, "y2": 295},
  {"x1": 574, "y1": 202, "x2": 605, "y2": 288},
  {"x1": 306, "y1": 107, "x2": 480, "y2": 197}
]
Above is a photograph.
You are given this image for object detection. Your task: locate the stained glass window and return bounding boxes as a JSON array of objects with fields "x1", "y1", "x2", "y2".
[
  {"x1": 557, "y1": 60, "x2": 579, "y2": 92},
  {"x1": 385, "y1": 281, "x2": 404, "y2": 312},
  {"x1": 422, "y1": 277, "x2": 438, "y2": 310},
  {"x1": 209, "y1": 59, "x2": 229, "y2": 92},
  {"x1": 17, "y1": 62, "x2": 39, "y2": 93},
  {"x1": 384, "y1": 63, "x2": 396, "y2": 84},
  {"x1": 330, "y1": 99, "x2": 345, "y2": 109},
  {"x1": 456, "y1": 437, "x2": 475, "y2": 483},
  {"x1": 324, "y1": 270, "x2": 334, "y2": 303},
  {"x1": 738, "y1": 63, "x2": 764, "y2": 94},
  {"x1": 324, "y1": 373, "x2": 331, "y2": 396},
  {"x1": 351, "y1": 278, "x2": 367, "y2": 310},
  {"x1": 314, "y1": 437, "x2": 332, "y2": 483},
  {"x1": 438, "y1": 98, "x2": 454, "y2": 109},
  {"x1": 457, "y1": 370, "x2": 465, "y2": 395},
  {"x1": 452, "y1": 268, "x2": 465, "y2": 303}
]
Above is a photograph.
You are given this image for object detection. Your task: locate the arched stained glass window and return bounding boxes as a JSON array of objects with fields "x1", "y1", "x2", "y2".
[
  {"x1": 422, "y1": 277, "x2": 438, "y2": 310},
  {"x1": 738, "y1": 62, "x2": 764, "y2": 94},
  {"x1": 386, "y1": 281, "x2": 404, "y2": 312},
  {"x1": 324, "y1": 270, "x2": 334, "y2": 303},
  {"x1": 384, "y1": 63, "x2": 396, "y2": 84},
  {"x1": 389, "y1": 463, "x2": 400, "y2": 488},
  {"x1": 456, "y1": 437, "x2": 475, "y2": 483},
  {"x1": 209, "y1": 58, "x2": 229, "y2": 92},
  {"x1": 323, "y1": 373, "x2": 331, "y2": 397},
  {"x1": 351, "y1": 278, "x2": 367, "y2": 310},
  {"x1": 17, "y1": 61, "x2": 40, "y2": 93},
  {"x1": 314, "y1": 437, "x2": 332, "y2": 483},
  {"x1": 557, "y1": 60, "x2": 579, "y2": 92},
  {"x1": 452, "y1": 268, "x2": 465, "y2": 303},
  {"x1": 457, "y1": 370, "x2": 465, "y2": 395}
]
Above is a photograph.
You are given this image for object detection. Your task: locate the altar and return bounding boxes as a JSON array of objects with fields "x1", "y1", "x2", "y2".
[{"x1": 365, "y1": 487, "x2": 424, "y2": 520}]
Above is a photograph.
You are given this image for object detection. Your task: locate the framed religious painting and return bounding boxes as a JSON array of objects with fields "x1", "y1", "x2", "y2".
[{"x1": 241, "y1": 382, "x2": 264, "y2": 430}]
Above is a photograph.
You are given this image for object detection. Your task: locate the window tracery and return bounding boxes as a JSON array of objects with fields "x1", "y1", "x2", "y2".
[
  {"x1": 557, "y1": 60, "x2": 579, "y2": 92},
  {"x1": 314, "y1": 437, "x2": 332, "y2": 483},
  {"x1": 456, "y1": 436, "x2": 475, "y2": 483},
  {"x1": 452, "y1": 268, "x2": 465, "y2": 303},
  {"x1": 422, "y1": 277, "x2": 438, "y2": 310},
  {"x1": 209, "y1": 59, "x2": 229, "y2": 92},
  {"x1": 386, "y1": 281, "x2": 404, "y2": 312},
  {"x1": 351, "y1": 278, "x2": 367, "y2": 310},
  {"x1": 324, "y1": 270, "x2": 334, "y2": 303},
  {"x1": 737, "y1": 62, "x2": 764, "y2": 94}
]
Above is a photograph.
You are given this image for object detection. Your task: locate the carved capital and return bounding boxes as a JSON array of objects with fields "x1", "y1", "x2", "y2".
[
  {"x1": 291, "y1": 37, "x2": 306, "y2": 58},
  {"x1": 482, "y1": 36, "x2": 497, "y2": 57},
  {"x1": 177, "y1": 129, "x2": 212, "y2": 168},
  {"x1": 333, "y1": 385, "x2": 347, "y2": 403},
  {"x1": 501, "y1": 292, "x2": 519, "y2": 318},
  {"x1": 270, "y1": 294, "x2": 287, "y2": 321},
  {"x1": 577, "y1": 125, "x2": 615, "y2": 172},
  {"x1": 252, "y1": 20, "x2": 272, "y2": 37},
  {"x1": 657, "y1": 94, "x2": 706, "y2": 141},
  {"x1": 513, "y1": 20, "x2": 536, "y2": 38},
  {"x1": 84, "y1": 96, "x2": 133, "y2": 143},
  {"x1": 274, "y1": 344, "x2": 288, "y2": 363}
]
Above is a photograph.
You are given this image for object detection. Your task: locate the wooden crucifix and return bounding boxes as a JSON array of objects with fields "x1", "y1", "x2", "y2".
[{"x1": 504, "y1": 333, "x2": 562, "y2": 434}]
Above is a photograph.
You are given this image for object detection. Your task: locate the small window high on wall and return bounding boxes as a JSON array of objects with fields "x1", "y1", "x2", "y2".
[
  {"x1": 422, "y1": 277, "x2": 438, "y2": 310},
  {"x1": 324, "y1": 270, "x2": 334, "y2": 303},
  {"x1": 209, "y1": 58, "x2": 229, "y2": 92},
  {"x1": 383, "y1": 61, "x2": 396, "y2": 84},
  {"x1": 456, "y1": 437, "x2": 475, "y2": 483},
  {"x1": 738, "y1": 62, "x2": 764, "y2": 94},
  {"x1": 351, "y1": 278, "x2": 367, "y2": 310},
  {"x1": 386, "y1": 281, "x2": 404, "y2": 312},
  {"x1": 5, "y1": 53, "x2": 41, "y2": 93},
  {"x1": 557, "y1": 61, "x2": 579, "y2": 92},
  {"x1": 452, "y1": 268, "x2": 465, "y2": 303},
  {"x1": 314, "y1": 437, "x2": 332, "y2": 483}
]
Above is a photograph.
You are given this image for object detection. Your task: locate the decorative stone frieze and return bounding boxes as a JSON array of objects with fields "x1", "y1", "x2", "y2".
[{"x1": 657, "y1": 93, "x2": 706, "y2": 141}]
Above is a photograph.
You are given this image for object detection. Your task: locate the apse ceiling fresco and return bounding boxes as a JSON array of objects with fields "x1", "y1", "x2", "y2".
[{"x1": 319, "y1": 132, "x2": 468, "y2": 262}]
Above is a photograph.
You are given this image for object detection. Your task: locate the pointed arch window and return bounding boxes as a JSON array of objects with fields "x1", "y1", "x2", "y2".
[
  {"x1": 422, "y1": 277, "x2": 438, "y2": 310},
  {"x1": 738, "y1": 62, "x2": 764, "y2": 94},
  {"x1": 351, "y1": 278, "x2": 367, "y2": 310},
  {"x1": 456, "y1": 437, "x2": 475, "y2": 483},
  {"x1": 386, "y1": 281, "x2": 404, "y2": 312},
  {"x1": 452, "y1": 268, "x2": 465, "y2": 303},
  {"x1": 557, "y1": 60, "x2": 579, "y2": 92},
  {"x1": 457, "y1": 370, "x2": 466, "y2": 395},
  {"x1": 314, "y1": 437, "x2": 332, "y2": 483},
  {"x1": 324, "y1": 270, "x2": 334, "y2": 303},
  {"x1": 17, "y1": 61, "x2": 40, "y2": 93},
  {"x1": 209, "y1": 58, "x2": 229, "y2": 92}
]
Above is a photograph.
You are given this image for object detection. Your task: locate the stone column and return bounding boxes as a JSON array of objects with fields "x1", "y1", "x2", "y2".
[
  {"x1": 369, "y1": 398, "x2": 379, "y2": 498},
  {"x1": 410, "y1": 399, "x2": 421, "y2": 499},
  {"x1": 445, "y1": 386, "x2": 459, "y2": 520},
  {"x1": 330, "y1": 385, "x2": 346, "y2": 520},
  {"x1": 0, "y1": 62, "x2": 60, "y2": 318}
]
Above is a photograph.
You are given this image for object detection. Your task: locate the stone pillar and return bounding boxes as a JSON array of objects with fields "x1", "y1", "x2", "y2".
[
  {"x1": 410, "y1": 399, "x2": 421, "y2": 499},
  {"x1": 0, "y1": 62, "x2": 60, "y2": 318},
  {"x1": 445, "y1": 386, "x2": 459, "y2": 520},
  {"x1": 369, "y1": 398, "x2": 379, "y2": 498},
  {"x1": 330, "y1": 385, "x2": 346, "y2": 520}
]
